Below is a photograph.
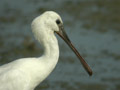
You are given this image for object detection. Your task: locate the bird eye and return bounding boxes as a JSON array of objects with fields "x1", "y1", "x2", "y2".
[{"x1": 56, "y1": 19, "x2": 61, "y2": 24}]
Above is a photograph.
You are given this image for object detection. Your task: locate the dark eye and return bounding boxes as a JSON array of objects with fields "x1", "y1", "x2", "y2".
[{"x1": 56, "y1": 19, "x2": 61, "y2": 24}]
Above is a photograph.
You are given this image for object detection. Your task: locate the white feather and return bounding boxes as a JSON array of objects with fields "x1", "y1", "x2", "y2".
[{"x1": 0, "y1": 11, "x2": 62, "y2": 90}]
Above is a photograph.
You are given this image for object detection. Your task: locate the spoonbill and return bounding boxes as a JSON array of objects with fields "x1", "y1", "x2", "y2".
[{"x1": 0, "y1": 11, "x2": 92, "y2": 90}]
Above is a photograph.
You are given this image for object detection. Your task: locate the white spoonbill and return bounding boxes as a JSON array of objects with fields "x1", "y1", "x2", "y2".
[{"x1": 0, "y1": 11, "x2": 92, "y2": 90}]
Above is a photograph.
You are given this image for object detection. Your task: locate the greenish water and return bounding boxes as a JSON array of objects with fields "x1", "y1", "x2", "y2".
[{"x1": 0, "y1": 0, "x2": 120, "y2": 90}]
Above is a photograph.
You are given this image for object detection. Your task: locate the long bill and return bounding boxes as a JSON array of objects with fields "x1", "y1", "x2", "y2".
[{"x1": 55, "y1": 26, "x2": 93, "y2": 76}]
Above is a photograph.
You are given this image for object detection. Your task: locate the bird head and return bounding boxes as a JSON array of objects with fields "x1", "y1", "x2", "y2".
[{"x1": 31, "y1": 11, "x2": 93, "y2": 76}]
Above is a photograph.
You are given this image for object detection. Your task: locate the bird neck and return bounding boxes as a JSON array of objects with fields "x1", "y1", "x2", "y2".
[
  {"x1": 42, "y1": 33, "x2": 59, "y2": 60},
  {"x1": 32, "y1": 22, "x2": 59, "y2": 62},
  {"x1": 34, "y1": 29, "x2": 59, "y2": 63}
]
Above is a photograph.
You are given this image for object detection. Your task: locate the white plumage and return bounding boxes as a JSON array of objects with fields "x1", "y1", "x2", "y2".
[{"x1": 0, "y1": 11, "x2": 92, "y2": 90}]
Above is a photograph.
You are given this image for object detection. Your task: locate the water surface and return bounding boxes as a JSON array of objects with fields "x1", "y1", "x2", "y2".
[{"x1": 0, "y1": 0, "x2": 120, "y2": 90}]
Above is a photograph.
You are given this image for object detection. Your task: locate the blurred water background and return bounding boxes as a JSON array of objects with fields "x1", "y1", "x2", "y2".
[{"x1": 0, "y1": 0, "x2": 120, "y2": 90}]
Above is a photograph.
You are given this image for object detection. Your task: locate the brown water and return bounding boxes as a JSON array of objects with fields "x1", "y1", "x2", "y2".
[{"x1": 0, "y1": 0, "x2": 120, "y2": 90}]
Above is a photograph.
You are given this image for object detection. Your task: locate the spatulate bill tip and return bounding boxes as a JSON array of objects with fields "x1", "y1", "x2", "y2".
[{"x1": 88, "y1": 71, "x2": 93, "y2": 76}]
